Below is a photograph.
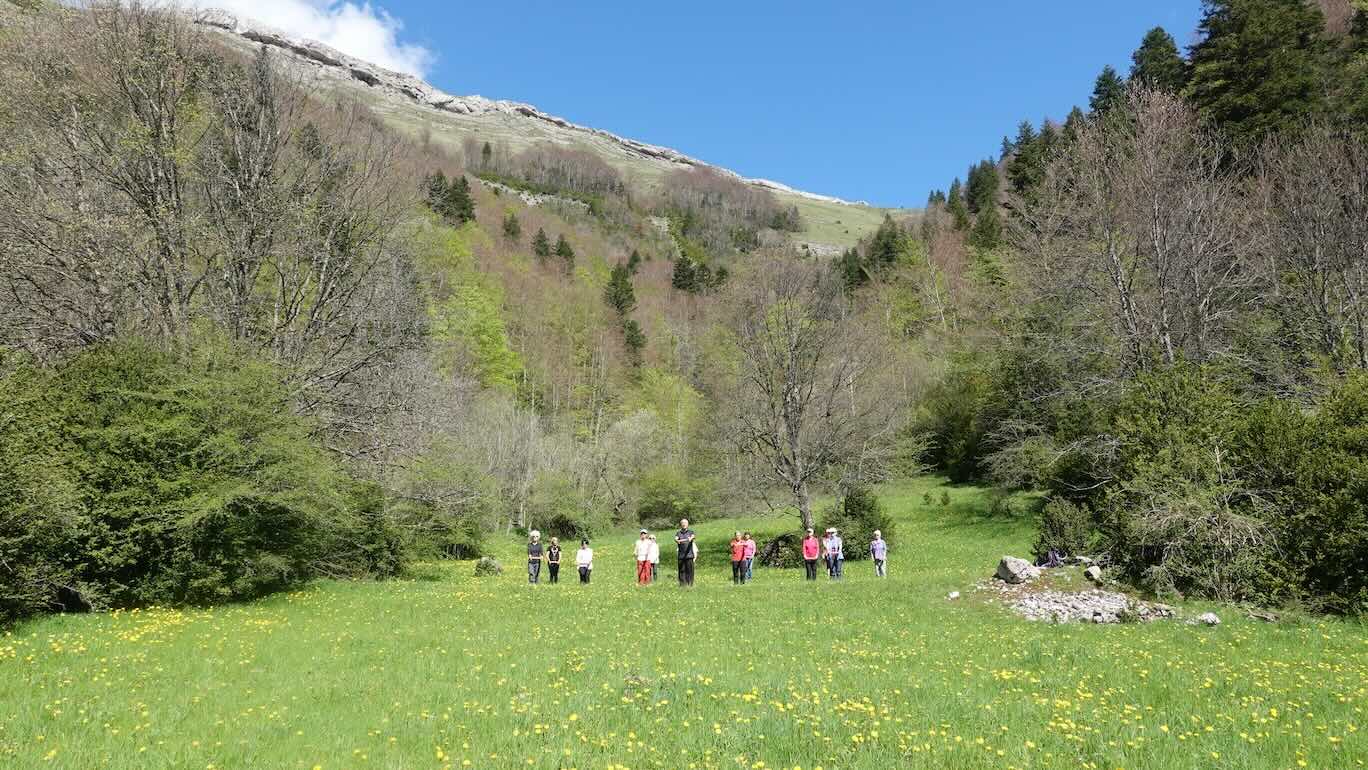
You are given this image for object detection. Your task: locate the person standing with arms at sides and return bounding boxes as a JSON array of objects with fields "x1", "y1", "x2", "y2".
[
  {"x1": 742, "y1": 532, "x2": 757, "y2": 583},
  {"x1": 527, "y1": 530, "x2": 544, "y2": 585},
  {"x1": 801, "y1": 528, "x2": 821, "y2": 581},
  {"x1": 546, "y1": 537, "x2": 562, "y2": 584},
  {"x1": 730, "y1": 532, "x2": 746, "y2": 585},
  {"x1": 635, "y1": 529, "x2": 653, "y2": 586},
  {"x1": 647, "y1": 534, "x2": 660, "y2": 583},
  {"x1": 576, "y1": 539, "x2": 593, "y2": 584},
  {"x1": 675, "y1": 519, "x2": 697, "y2": 586},
  {"x1": 822, "y1": 527, "x2": 844, "y2": 580},
  {"x1": 869, "y1": 530, "x2": 888, "y2": 578}
]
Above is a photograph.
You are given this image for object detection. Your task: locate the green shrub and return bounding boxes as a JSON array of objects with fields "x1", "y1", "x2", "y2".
[
  {"x1": 819, "y1": 486, "x2": 895, "y2": 562},
  {"x1": 1032, "y1": 498, "x2": 1097, "y2": 560},
  {"x1": 473, "y1": 557, "x2": 503, "y2": 577},
  {"x1": 635, "y1": 465, "x2": 714, "y2": 528},
  {"x1": 0, "y1": 341, "x2": 400, "y2": 625}
]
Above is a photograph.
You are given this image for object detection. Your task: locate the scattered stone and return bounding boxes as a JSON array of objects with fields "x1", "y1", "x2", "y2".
[
  {"x1": 1196, "y1": 612, "x2": 1221, "y2": 626},
  {"x1": 995, "y1": 556, "x2": 1042, "y2": 584},
  {"x1": 1084, "y1": 565, "x2": 1103, "y2": 584},
  {"x1": 1010, "y1": 589, "x2": 1175, "y2": 624},
  {"x1": 946, "y1": 591, "x2": 961, "y2": 601},
  {"x1": 473, "y1": 556, "x2": 502, "y2": 577}
]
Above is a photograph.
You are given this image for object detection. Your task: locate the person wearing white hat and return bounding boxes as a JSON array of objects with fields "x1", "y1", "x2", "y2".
[
  {"x1": 821, "y1": 527, "x2": 844, "y2": 580},
  {"x1": 634, "y1": 529, "x2": 653, "y2": 585},
  {"x1": 869, "y1": 530, "x2": 888, "y2": 578},
  {"x1": 527, "y1": 530, "x2": 544, "y2": 584}
]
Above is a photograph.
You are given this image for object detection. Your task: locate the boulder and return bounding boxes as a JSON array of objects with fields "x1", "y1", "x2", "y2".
[
  {"x1": 1197, "y1": 611, "x2": 1221, "y2": 626},
  {"x1": 995, "y1": 556, "x2": 1041, "y2": 584},
  {"x1": 946, "y1": 591, "x2": 961, "y2": 601},
  {"x1": 473, "y1": 556, "x2": 503, "y2": 577},
  {"x1": 1084, "y1": 565, "x2": 1103, "y2": 584}
]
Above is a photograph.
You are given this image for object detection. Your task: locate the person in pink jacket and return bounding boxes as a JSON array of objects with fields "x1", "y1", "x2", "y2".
[
  {"x1": 742, "y1": 532, "x2": 757, "y2": 582},
  {"x1": 801, "y1": 528, "x2": 820, "y2": 581}
]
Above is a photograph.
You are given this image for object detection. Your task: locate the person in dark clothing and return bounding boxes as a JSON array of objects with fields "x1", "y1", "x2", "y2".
[
  {"x1": 675, "y1": 519, "x2": 696, "y2": 586},
  {"x1": 546, "y1": 537, "x2": 561, "y2": 584},
  {"x1": 527, "y1": 530, "x2": 544, "y2": 584}
]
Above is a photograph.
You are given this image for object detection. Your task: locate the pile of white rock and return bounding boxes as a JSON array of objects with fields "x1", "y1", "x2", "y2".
[{"x1": 1012, "y1": 589, "x2": 1175, "y2": 624}]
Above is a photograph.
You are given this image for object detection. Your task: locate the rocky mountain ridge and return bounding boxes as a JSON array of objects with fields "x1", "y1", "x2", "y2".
[{"x1": 193, "y1": 8, "x2": 864, "y2": 207}]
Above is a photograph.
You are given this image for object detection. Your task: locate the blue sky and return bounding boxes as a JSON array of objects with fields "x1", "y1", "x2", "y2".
[{"x1": 331, "y1": 1, "x2": 1204, "y2": 207}]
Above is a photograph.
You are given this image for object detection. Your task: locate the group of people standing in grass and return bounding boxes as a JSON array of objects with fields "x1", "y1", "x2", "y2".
[{"x1": 524, "y1": 518, "x2": 889, "y2": 586}]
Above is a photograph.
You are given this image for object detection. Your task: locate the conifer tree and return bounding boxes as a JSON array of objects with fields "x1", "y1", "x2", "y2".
[
  {"x1": 532, "y1": 228, "x2": 551, "y2": 261},
  {"x1": 438, "y1": 175, "x2": 476, "y2": 225},
  {"x1": 968, "y1": 204, "x2": 1003, "y2": 251},
  {"x1": 626, "y1": 249, "x2": 642, "y2": 274},
  {"x1": 622, "y1": 319, "x2": 647, "y2": 367},
  {"x1": 1062, "y1": 106, "x2": 1088, "y2": 144},
  {"x1": 481, "y1": 141, "x2": 493, "y2": 169},
  {"x1": 671, "y1": 256, "x2": 698, "y2": 293},
  {"x1": 1130, "y1": 26, "x2": 1188, "y2": 92},
  {"x1": 502, "y1": 210, "x2": 521, "y2": 241},
  {"x1": 837, "y1": 247, "x2": 866, "y2": 290},
  {"x1": 947, "y1": 178, "x2": 970, "y2": 231},
  {"x1": 965, "y1": 160, "x2": 999, "y2": 214},
  {"x1": 424, "y1": 170, "x2": 448, "y2": 208},
  {"x1": 604, "y1": 263, "x2": 636, "y2": 316},
  {"x1": 1186, "y1": 0, "x2": 1329, "y2": 145},
  {"x1": 1089, "y1": 65, "x2": 1127, "y2": 116},
  {"x1": 554, "y1": 234, "x2": 575, "y2": 274},
  {"x1": 1007, "y1": 121, "x2": 1044, "y2": 195}
]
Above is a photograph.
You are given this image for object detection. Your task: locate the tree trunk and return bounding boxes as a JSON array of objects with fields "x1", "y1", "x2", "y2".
[{"x1": 796, "y1": 482, "x2": 814, "y2": 531}]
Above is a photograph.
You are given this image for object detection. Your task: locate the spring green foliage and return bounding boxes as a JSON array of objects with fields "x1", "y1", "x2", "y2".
[
  {"x1": 634, "y1": 465, "x2": 715, "y2": 526},
  {"x1": 0, "y1": 341, "x2": 399, "y2": 625},
  {"x1": 1130, "y1": 26, "x2": 1189, "y2": 92},
  {"x1": 430, "y1": 283, "x2": 523, "y2": 391},
  {"x1": 1186, "y1": 0, "x2": 1329, "y2": 146},
  {"x1": 501, "y1": 209, "x2": 521, "y2": 241}
]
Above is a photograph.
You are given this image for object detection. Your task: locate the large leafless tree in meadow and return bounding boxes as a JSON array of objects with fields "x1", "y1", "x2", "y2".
[{"x1": 717, "y1": 258, "x2": 902, "y2": 530}]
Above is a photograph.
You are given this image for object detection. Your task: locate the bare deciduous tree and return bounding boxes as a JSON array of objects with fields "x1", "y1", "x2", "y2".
[{"x1": 717, "y1": 258, "x2": 902, "y2": 530}]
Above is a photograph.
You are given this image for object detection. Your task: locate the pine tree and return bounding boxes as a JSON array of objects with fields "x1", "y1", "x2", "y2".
[
  {"x1": 671, "y1": 256, "x2": 698, "y2": 293},
  {"x1": 438, "y1": 175, "x2": 476, "y2": 225},
  {"x1": 554, "y1": 234, "x2": 575, "y2": 274},
  {"x1": 424, "y1": 170, "x2": 448, "y2": 208},
  {"x1": 837, "y1": 248, "x2": 866, "y2": 290},
  {"x1": 621, "y1": 319, "x2": 647, "y2": 367},
  {"x1": 1000, "y1": 135, "x2": 1016, "y2": 162},
  {"x1": 604, "y1": 263, "x2": 637, "y2": 316},
  {"x1": 968, "y1": 205, "x2": 1003, "y2": 251},
  {"x1": 1186, "y1": 0, "x2": 1329, "y2": 145},
  {"x1": 1331, "y1": 4, "x2": 1368, "y2": 125},
  {"x1": 1006, "y1": 121, "x2": 1044, "y2": 195},
  {"x1": 626, "y1": 249, "x2": 642, "y2": 275},
  {"x1": 481, "y1": 141, "x2": 493, "y2": 169},
  {"x1": 965, "y1": 160, "x2": 999, "y2": 214},
  {"x1": 502, "y1": 210, "x2": 521, "y2": 241},
  {"x1": 946, "y1": 178, "x2": 969, "y2": 231},
  {"x1": 1130, "y1": 26, "x2": 1188, "y2": 92},
  {"x1": 532, "y1": 228, "x2": 551, "y2": 261},
  {"x1": 1090, "y1": 65, "x2": 1127, "y2": 116},
  {"x1": 1062, "y1": 106, "x2": 1088, "y2": 144},
  {"x1": 868, "y1": 215, "x2": 904, "y2": 267}
]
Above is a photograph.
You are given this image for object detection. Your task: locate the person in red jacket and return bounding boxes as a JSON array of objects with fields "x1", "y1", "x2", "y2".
[
  {"x1": 730, "y1": 531, "x2": 746, "y2": 585},
  {"x1": 801, "y1": 528, "x2": 820, "y2": 581}
]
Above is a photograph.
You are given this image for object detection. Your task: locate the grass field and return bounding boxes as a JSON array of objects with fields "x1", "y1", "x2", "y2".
[{"x1": 2, "y1": 478, "x2": 1364, "y2": 769}]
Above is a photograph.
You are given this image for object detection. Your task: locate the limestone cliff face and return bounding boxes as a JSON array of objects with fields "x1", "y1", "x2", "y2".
[{"x1": 192, "y1": 8, "x2": 860, "y2": 206}]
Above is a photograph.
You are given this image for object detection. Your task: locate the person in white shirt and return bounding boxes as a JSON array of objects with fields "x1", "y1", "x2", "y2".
[
  {"x1": 647, "y1": 534, "x2": 660, "y2": 583},
  {"x1": 576, "y1": 539, "x2": 593, "y2": 584},
  {"x1": 634, "y1": 529, "x2": 653, "y2": 585}
]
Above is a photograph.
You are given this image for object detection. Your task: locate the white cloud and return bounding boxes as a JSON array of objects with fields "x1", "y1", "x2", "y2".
[{"x1": 180, "y1": 1, "x2": 433, "y2": 77}]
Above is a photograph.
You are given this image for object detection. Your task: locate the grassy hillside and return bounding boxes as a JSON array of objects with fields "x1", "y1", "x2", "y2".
[{"x1": 4, "y1": 478, "x2": 1363, "y2": 770}]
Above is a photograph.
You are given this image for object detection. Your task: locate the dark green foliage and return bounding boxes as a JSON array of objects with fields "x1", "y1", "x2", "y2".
[
  {"x1": 532, "y1": 227, "x2": 551, "y2": 260},
  {"x1": 604, "y1": 262, "x2": 637, "y2": 316},
  {"x1": 918, "y1": 358, "x2": 992, "y2": 483},
  {"x1": 1089, "y1": 65, "x2": 1128, "y2": 116},
  {"x1": 946, "y1": 178, "x2": 969, "y2": 230},
  {"x1": 1186, "y1": 0, "x2": 1329, "y2": 146},
  {"x1": 867, "y1": 214, "x2": 904, "y2": 266},
  {"x1": 1130, "y1": 26, "x2": 1189, "y2": 92},
  {"x1": 480, "y1": 141, "x2": 492, "y2": 169},
  {"x1": 502, "y1": 210, "x2": 521, "y2": 241},
  {"x1": 926, "y1": 189, "x2": 946, "y2": 206},
  {"x1": 626, "y1": 249, "x2": 642, "y2": 274},
  {"x1": 424, "y1": 170, "x2": 448, "y2": 206},
  {"x1": 430, "y1": 173, "x2": 476, "y2": 225},
  {"x1": 554, "y1": 234, "x2": 575, "y2": 274},
  {"x1": 836, "y1": 247, "x2": 867, "y2": 290},
  {"x1": 622, "y1": 319, "x2": 647, "y2": 367},
  {"x1": 672, "y1": 255, "x2": 698, "y2": 292},
  {"x1": 968, "y1": 204, "x2": 1003, "y2": 250},
  {"x1": 0, "y1": 341, "x2": 399, "y2": 625},
  {"x1": 1062, "y1": 106, "x2": 1088, "y2": 143},
  {"x1": 1032, "y1": 498, "x2": 1096, "y2": 560},
  {"x1": 1006, "y1": 120, "x2": 1044, "y2": 196},
  {"x1": 964, "y1": 160, "x2": 999, "y2": 214},
  {"x1": 819, "y1": 486, "x2": 895, "y2": 561}
]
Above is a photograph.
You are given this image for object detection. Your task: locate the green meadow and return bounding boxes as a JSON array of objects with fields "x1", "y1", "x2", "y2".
[{"x1": 2, "y1": 479, "x2": 1364, "y2": 770}]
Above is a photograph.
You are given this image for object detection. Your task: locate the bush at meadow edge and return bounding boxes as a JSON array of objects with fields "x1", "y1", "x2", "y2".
[{"x1": 0, "y1": 340, "x2": 404, "y2": 626}]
